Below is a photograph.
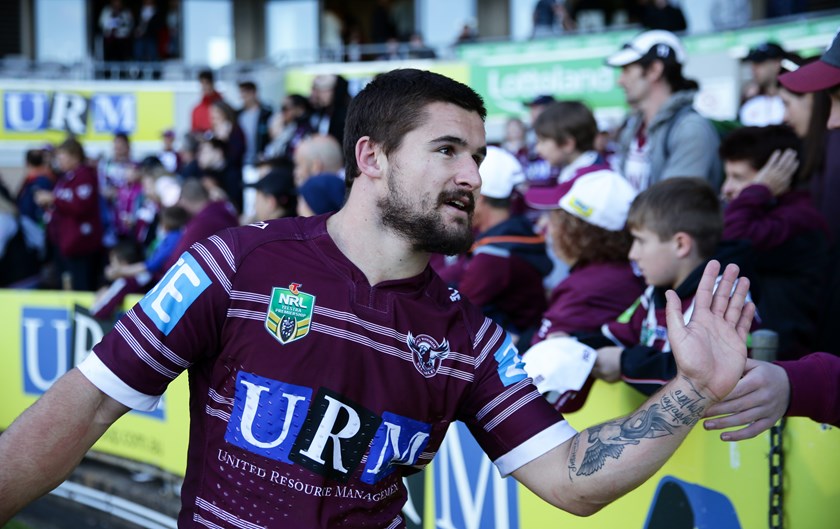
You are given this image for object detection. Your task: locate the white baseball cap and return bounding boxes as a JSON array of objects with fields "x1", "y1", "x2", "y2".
[
  {"x1": 479, "y1": 146, "x2": 525, "y2": 199},
  {"x1": 606, "y1": 30, "x2": 686, "y2": 67},
  {"x1": 524, "y1": 168, "x2": 637, "y2": 231},
  {"x1": 523, "y1": 337, "x2": 597, "y2": 412}
]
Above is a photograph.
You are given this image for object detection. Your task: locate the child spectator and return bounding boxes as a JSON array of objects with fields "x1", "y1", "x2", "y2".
[
  {"x1": 583, "y1": 178, "x2": 753, "y2": 395},
  {"x1": 91, "y1": 239, "x2": 144, "y2": 319},
  {"x1": 719, "y1": 125, "x2": 829, "y2": 359},
  {"x1": 531, "y1": 100, "x2": 619, "y2": 289},
  {"x1": 525, "y1": 170, "x2": 645, "y2": 344},
  {"x1": 533, "y1": 101, "x2": 610, "y2": 184},
  {"x1": 93, "y1": 205, "x2": 189, "y2": 319}
]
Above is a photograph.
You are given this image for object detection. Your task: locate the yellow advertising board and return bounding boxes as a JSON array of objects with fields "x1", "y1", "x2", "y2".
[
  {"x1": 0, "y1": 86, "x2": 175, "y2": 143},
  {"x1": 0, "y1": 289, "x2": 188, "y2": 476}
]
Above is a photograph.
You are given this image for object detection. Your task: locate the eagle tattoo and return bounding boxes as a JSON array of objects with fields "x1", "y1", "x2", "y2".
[{"x1": 576, "y1": 404, "x2": 675, "y2": 476}]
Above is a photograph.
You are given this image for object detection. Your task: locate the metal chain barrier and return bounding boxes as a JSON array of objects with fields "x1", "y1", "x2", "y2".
[{"x1": 769, "y1": 418, "x2": 785, "y2": 529}]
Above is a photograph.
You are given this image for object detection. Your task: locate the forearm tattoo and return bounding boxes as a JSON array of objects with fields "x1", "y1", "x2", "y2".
[{"x1": 569, "y1": 376, "x2": 707, "y2": 478}]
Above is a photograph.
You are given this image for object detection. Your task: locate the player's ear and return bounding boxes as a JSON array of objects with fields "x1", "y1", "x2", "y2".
[{"x1": 355, "y1": 136, "x2": 383, "y2": 179}]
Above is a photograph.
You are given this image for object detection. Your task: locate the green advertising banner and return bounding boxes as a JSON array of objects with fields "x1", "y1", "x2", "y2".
[{"x1": 457, "y1": 15, "x2": 840, "y2": 122}]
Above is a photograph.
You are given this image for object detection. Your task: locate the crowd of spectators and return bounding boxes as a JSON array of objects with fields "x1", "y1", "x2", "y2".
[
  {"x1": 1, "y1": 24, "x2": 839, "y2": 427},
  {"x1": 0, "y1": 67, "x2": 350, "y2": 318},
  {"x1": 429, "y1": 29, "x2": 840, "y2": 409}
]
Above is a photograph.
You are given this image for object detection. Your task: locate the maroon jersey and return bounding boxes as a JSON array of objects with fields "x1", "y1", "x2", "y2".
[
  {"x1": 79, "y1": 215, "x2": 575, "y2": 528},
  {"x1": 47, "y1": 164, "x2": 102, "y2": 257}
]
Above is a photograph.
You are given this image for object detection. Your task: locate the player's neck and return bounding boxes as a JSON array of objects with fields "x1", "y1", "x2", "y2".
[{"x1": 327, "y1": 202, "x2": 429, "y2": 286}]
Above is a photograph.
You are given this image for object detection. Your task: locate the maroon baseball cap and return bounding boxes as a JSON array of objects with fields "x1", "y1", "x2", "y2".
[{"x1": 779, "y1": 31, "x2": 840, "y2": 93}]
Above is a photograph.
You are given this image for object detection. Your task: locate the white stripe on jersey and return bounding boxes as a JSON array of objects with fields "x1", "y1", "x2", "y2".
[
  {"x1": 208, "y1": 388, "x2": 234, "y2": 406},
  {"x1": 474, "y1": 317, "x2": 492, "y2": 347},
  {"x1": 192, "y1": 242, "x2": 232, "y2": 294},
  {"x1": 476, "y1": 325, "x2": 505, "y2": 367},
  {"x1": 227, "y1": 308, "x2": 264, "y2": 320},
  {"x1": 115, "y1": 321, "x2": 179, "y2": 379},
  {"x1": 311, "y1": 322, "x2": 475, "y2": 382},
  {"x1": 474, "y1": 377, "x2": 533, "y2": 422},
  {"x1": 227, "y1": 290, "x2": 480, "y2": 376},
  {"x1": 205, "y1": 405, "x2": 231, "y2": 422},
  {"x1": 208, "y1": 234, "x2": 236, "y2": 272},
  {"x1": 385, "y1": 515, "x2": 403, "y2": 529},
  {"x1": 311, "y1": 322, "x2": 410, "y2": 362},
  {"x1": 194, "y1": 514, "x2": 225, "y2": 529},
  {"x1": 436, "y1": 366, "x2": 473, "y2": 382},
  {"x1": 315, "y1": 305, "x2": 407, "y2": 342},
  {"x1": 230, "y1": 290, "x2": 270, "y2": 304},
  {"x1": 195, "y1": 497, "x2": 266, "y2": 529},
  {"x1": 483, "y1": 390, "x2": 542, "y2": 432},
  {"x1": 126, "y1": 310, "x2": 191, "y2": 368}
]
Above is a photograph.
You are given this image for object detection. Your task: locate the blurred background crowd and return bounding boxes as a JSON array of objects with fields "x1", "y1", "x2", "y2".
[{"x1": 1, "y1": 0, "x2": 839, "y2": 376}]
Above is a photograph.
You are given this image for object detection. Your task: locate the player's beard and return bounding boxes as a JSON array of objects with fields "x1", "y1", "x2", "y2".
[{"x1": 377, "y1": 164, "x2": 475, "y2": 256}]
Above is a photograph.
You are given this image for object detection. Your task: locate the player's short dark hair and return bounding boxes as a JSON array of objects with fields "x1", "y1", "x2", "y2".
[
  {"x1": 719, "y1": 124, "x2": 801, "y2": 171},
  {"x1": 533, "y1": 101, "x2": 598, "y2": 152},
  {"x1": 25, "y1": 149, "x2": 45, "y2": 167},
  {"x1": 553, "y1": 209, "x2": 633, "y2": 267},
  {"x1": 343, "y1": 69, "x2": 486, "y2": 187},
  {"x1": 628, "y1": 177, "x2": 722, "y2": 260}
]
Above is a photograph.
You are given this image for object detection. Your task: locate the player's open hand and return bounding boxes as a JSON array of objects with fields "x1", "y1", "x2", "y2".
[{"x1": 665, "y1": 261, "x2": 754, "y2": 403}]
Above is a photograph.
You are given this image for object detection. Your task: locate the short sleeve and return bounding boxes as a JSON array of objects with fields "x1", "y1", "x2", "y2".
[
  {"x1": 78, "y1": 231, "x2": 238, "y2": 410},
  {"x1": 457, "y1": 318, "x2": 576, "y2": 476}
]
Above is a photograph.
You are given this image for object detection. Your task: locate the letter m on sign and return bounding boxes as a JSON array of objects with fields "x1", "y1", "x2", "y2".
[
  {"x1": 92, "y1": 94, "x2": 136, "y2": 133},
  {"x1": 434, "y1": 422, "x2": 519, "y2": 529}
]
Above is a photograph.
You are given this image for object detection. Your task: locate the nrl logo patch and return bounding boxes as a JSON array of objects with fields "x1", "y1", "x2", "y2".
[
  {"x1": 407, "y1": 332, "x2": 450, "y2": 378},
  {"x1": 266, "y1": 283, "x2": 315, "y2": 345}
]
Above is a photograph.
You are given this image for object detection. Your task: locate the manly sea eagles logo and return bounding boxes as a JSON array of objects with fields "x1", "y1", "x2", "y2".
[
  {"x1": 266, "y1": 283, "x2": 316, "y2": 345},
  {"x1": 407, "y1": 332, "x2": 451, "y2": 377}
]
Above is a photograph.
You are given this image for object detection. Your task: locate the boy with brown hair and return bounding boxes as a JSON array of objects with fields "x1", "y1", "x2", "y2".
[{"x1": 585, "y1": 177, "x2": 752, "y2": 395}]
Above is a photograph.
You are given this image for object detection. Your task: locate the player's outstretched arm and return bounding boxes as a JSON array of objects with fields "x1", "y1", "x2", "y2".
[
  {"x1": 513, "y1": 261, "x2": 754, "y2": 515},
  {"x1": 0, "y1": 368, "x2": 129, "y2": 524}
]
